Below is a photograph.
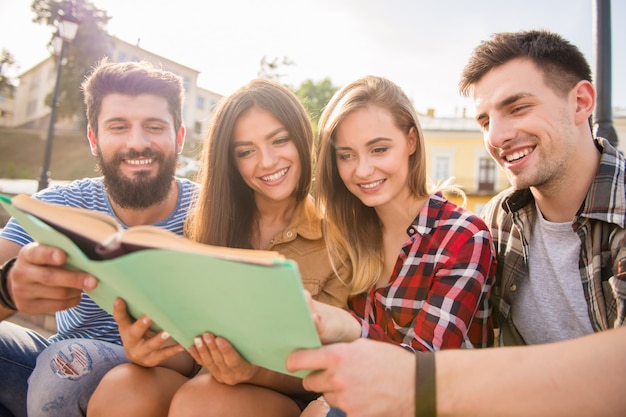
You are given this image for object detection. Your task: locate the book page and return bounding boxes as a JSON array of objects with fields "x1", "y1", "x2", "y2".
[
  {"x1": 121, "y1": 226, "x2": 283, "y2": 265},
  {"x1": 10, "y1": 193, "x2": 121, "y2": 243},
  {"x1": 8, "y1": 194, "x2": 283, "y2": 265}
]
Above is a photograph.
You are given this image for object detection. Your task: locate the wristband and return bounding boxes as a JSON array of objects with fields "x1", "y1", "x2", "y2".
[
  {"x1": 0, "y1": 258, "x2": 17, "y2": 311},
  {"x1": 415, "y1": 351, "x2": 436, "y2": 417},
  {"x1": 0, "y1": 257, "x2": 18, "y2": 311}
]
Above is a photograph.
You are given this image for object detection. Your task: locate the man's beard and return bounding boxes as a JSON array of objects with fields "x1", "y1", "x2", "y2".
[{"x1": 97, "y1": 148, "x2": 178, "y2": 209}]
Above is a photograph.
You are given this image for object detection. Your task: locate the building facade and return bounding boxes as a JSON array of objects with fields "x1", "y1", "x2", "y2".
[
  {"x1": 421, "y1": 110, "x2": 626, "y2": 216},
  {"x1": 0, "y1": 96, "x2": 13, "y2": 127},
  {"x1": 421, "y1": 116, "x2": 510, "y2": 215},
  {"x1": 8, "y1": 36, "x2": 223, "y2": 141}
]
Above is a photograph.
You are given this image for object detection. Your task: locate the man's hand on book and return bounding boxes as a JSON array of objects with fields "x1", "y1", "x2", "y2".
[
  {"x1": 286, "y1": 339, "x2": 416, "y2": 417},
  {"x1": 9, "y1": 243, "x2": 97, "y2": 314}
]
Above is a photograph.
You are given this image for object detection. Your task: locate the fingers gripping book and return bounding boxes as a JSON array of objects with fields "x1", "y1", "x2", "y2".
[{"x1": 0, "y1": 193, "x2": 321, "y2": 376}]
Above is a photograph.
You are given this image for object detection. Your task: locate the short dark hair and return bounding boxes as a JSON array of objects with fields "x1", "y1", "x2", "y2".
[
  {"x1": 459, "y1": 29, "x2": 592, "y2": 98},
  {"x1": 81, "y1": 58, "x2": 184, "y2": 136}
]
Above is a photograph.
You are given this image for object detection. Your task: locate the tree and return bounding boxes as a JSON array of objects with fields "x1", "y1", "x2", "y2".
[
  {"x1": 0, "y1": 49, "x2": 17, "y2": 98},
  {"x1": 257, "y1": 55, "x2": 295, "y2": 83},
  {"x1": 255, "y1": 57, "x2": 339, "y2": 134},
  {"x1": 31, "y1": 0, "x2": 112, "y2": 128},
  {"x1": 295, "y1": 78, "x2": 339, "y2": 135}
]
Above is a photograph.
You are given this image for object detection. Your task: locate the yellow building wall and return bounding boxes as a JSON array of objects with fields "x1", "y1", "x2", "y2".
[
  {"x1": 423, "y1": 114, "x2": 626, "y2": 216},
  {"x1": 422, "y1": 128, "x2": 510, "y2": 216}
]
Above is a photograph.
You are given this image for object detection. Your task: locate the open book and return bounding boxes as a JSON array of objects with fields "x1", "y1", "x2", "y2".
[{"x1": 0, "y1": 193, "x2": 321, "y2": 377}]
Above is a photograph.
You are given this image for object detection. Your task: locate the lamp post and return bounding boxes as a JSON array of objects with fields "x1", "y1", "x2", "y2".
[
  {"x1": 592, "y1": 0, "x2": 618, "y2": 147},
  {"x1": 37, "y1": 13, "x2": 80, "y2": 191}
]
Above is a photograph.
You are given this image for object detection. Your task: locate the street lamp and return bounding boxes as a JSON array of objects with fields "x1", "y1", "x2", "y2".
[
  {"x1": 592, "y1": 0, "x2": 618, "y2": 147},
  {"x1": 37, "y1": 12, "x2": 80, "y2": 191}
]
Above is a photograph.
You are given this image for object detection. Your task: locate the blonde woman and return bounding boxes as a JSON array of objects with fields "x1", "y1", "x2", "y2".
[{"x1": 302, "y1": 75, "x2": 495, "y2": 417}]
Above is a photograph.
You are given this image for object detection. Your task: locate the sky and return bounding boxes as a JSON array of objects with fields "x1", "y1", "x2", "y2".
[{"x1": 1, "y1": 0, "x2": 624, "y2": 118}]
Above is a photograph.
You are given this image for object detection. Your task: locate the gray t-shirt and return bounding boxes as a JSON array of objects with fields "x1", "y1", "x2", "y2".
[{"x1": 511, "y1": 203, "x2": 594, "y2": 344}]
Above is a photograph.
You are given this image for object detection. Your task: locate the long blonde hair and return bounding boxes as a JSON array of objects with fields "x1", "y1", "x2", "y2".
[{"x1": 315, "y1": 76, "x2": 461, "y2": 294}]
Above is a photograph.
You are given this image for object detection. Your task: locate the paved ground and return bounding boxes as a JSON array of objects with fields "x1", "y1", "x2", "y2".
[
  {"x1": 0, "y1": 179, "x2": 71, "y2": 195},
  {"x1": 6, "y1": 312, "x2": 55, "y2": 338}
]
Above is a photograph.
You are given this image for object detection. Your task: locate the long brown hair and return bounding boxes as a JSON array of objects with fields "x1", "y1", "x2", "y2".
[{"x1": 185, "y1": 79, "x2": 314, "y2": 248}]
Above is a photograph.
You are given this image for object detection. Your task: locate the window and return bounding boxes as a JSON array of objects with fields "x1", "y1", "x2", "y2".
[
  {"x1": 26, "y1": 99, "x2": 37, "y2": 116},
  {"x1": 196, "y1": 96, "x2": 205, "y2": 109},
  {"x1": 194, "y1": 121, "x2": 202, "y2": 135},
  {"x1": 29, "y1": 73, "x2": 39, "y2": 91},
  {"x1": 478, "y1": 157, "x2": 496, "y2": 192},
  {"x1": 432, "y1": 155, "x2": 451, "y2": 182}
]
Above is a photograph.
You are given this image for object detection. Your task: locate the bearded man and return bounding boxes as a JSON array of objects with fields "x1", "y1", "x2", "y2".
[{"x1": 0, "y1": 59, "x2": 198, "y2": 417}]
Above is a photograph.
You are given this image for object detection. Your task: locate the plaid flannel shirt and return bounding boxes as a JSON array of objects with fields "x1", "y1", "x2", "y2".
[
  {"x1": 349, "y1": 192, "x2": 496, "y2": 351},
  {"x1": 481, "y1": 137, "x2": 626, "y2": 345}
]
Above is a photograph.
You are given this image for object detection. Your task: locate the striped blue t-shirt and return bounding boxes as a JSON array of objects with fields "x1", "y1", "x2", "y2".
[{"x1": 1, "y1": 177, "x2": 198, "y2": 344}]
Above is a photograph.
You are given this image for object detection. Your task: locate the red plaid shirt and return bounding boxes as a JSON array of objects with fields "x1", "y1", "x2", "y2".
[{"x1": 349, "y1": 192, "x2": 495, "y2": 351}]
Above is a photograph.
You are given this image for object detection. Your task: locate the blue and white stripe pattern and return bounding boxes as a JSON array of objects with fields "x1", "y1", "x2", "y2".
[{"x1": 1, "y1": 176, "x2": 198, "y2": 344}]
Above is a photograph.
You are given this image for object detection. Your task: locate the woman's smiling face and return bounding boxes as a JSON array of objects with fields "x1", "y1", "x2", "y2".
[
  {"x1": 334, "y1": 104, "x2": 416, "y2": 209},
  {"x1": 231, "y1": 106, "x2": 301, "y2": 205}
]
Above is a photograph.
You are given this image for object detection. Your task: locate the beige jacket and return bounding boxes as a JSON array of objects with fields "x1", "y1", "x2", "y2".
[{"x1": 266, "y1": 196, "x2": 351, "y2": 309}]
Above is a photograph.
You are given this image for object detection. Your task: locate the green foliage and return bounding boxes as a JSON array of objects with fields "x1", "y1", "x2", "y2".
[
  {"x1": 31, "y1": 0, "x2": 112, "y2": 128},
  {"x1": 295, "y1": 78, "x2": 339, "y2": 135},
  {"x1": 20, "y1": 169, "x2": 33, "y2": 179},
  {"x1": 257, "y1": 55, "x2": 295, "y2": 83},
  {"x1": 4, "y1": 162, "x2": 15, "y2": 178},
  {"x1": 255, "y1": 57, "x2": 339, "y2": 135},
  {"x1": 0, "y1": 49, "x2": 16, "y2": 97}
]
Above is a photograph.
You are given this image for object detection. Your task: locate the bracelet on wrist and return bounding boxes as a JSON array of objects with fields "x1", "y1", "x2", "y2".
[
  {"x1": 0, "y1": 257, "x2": 18, "y2": 311},
  {"x1": 415, "y1": 351, "x2": 436, "y2": 417}
]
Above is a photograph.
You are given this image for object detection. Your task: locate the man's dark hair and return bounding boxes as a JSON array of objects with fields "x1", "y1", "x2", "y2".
[
  {"x1": 459, "y1": 29, "x2": 592, "y2": 99},
  {"x1": 82, "y1": 58, "x2": 184, "y2": 136}
]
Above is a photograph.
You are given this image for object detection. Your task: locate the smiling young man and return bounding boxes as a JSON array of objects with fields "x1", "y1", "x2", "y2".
[
  {"x1": 459, "y1": 29, "x2": 626, "y2": 347},
  {"x1": 0, "y1": 59, "x2": 198, "y2": 417},
  {"x1": 285, "y1": 30, "x2": 626, "y2": 417}
]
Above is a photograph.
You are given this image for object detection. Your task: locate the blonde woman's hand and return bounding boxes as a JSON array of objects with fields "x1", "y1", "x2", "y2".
[
  {"x1": 305, "y1": 291, "x2": 361, "y2": 344},
  {"x1": 299, "y1": 396, "x2": 330, "y2": 417}
]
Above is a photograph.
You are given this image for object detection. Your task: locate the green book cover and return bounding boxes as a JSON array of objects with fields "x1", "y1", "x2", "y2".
[{"x1": 0, "y1": 193, "x2": 321, "y2": 377}]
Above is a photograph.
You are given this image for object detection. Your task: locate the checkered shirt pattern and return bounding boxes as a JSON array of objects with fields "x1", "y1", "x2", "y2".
[
  {"x1": 349, "y1": 192, "x2": 496, "y2": 351},
  {"x1": 481, "y1": 137, "x2": 626, "y2": 345}
]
